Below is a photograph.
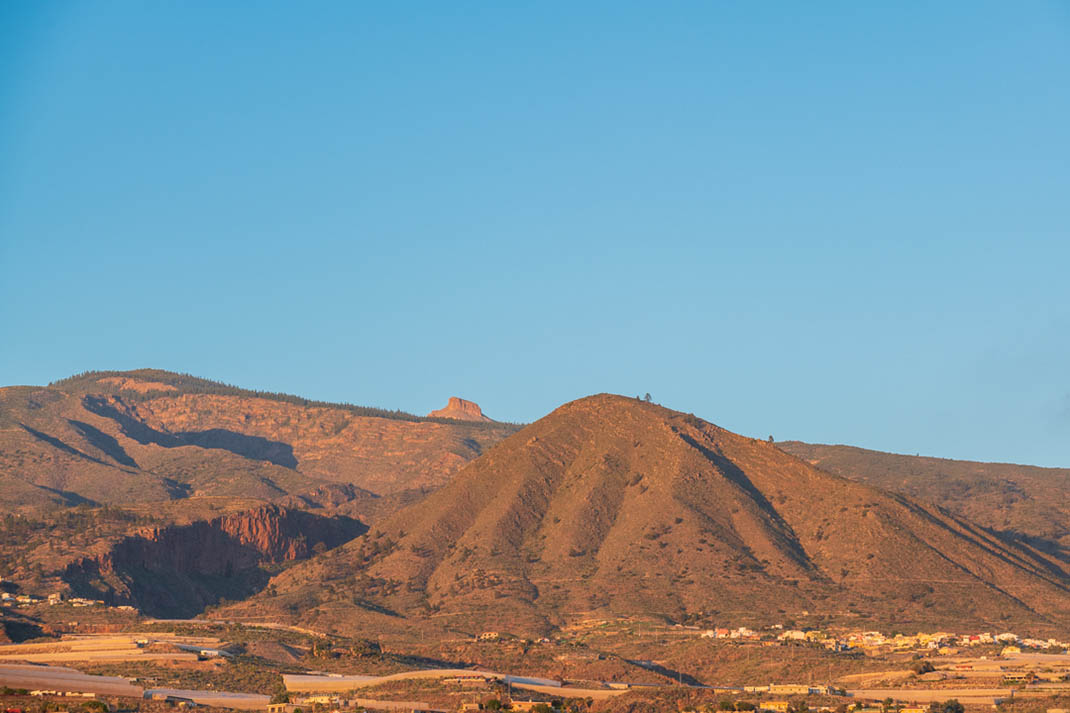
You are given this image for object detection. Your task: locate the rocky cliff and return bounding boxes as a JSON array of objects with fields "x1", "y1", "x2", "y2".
[{"x1": 63, "y1": 504, "x2": 366, "y2": 617}]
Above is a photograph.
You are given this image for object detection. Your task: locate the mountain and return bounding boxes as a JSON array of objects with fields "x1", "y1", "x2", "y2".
[
  {"x1": 776, "y1": 441, "x2": 1070, "y2": 563},
  {"x1": 0, "y1": 369, "x2": 519, "y2": 511},
  {"x1": 0, "y1": 369, "x2": 519, "y2": 618},
  {"x1": 225, "y1": 395, "x2": 1070, "y2": 638}
]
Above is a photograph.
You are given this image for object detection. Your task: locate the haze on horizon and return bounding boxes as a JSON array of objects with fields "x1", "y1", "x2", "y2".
[{"x1": 1, "y1": 2, "x2": 1068, "y2": 467}]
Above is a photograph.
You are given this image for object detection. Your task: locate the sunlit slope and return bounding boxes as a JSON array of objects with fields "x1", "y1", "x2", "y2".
[{"x1": 244, "y1": 395, "x2": 1070, "y2": 637}]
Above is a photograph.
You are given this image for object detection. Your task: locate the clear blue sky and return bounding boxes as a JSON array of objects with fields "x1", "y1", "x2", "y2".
[{"x1": 2, "y1": 2, "x2": 1068, "y2": 467}]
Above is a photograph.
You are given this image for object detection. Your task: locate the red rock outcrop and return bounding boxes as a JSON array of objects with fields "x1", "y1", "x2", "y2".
[
  {"x1": 427, "y1": 397, "x2": 492, "y2": 422},
  {"x1": 63, "y1": 504, "x2": 366, "y2": 617}
]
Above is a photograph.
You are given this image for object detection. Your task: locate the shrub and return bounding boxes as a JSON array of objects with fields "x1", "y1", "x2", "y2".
[{"x1": 911, "y1": 660, "x2": 935, "y2": 675}]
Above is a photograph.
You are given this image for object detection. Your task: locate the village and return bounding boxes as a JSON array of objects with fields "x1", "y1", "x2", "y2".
[
  {"x1": 1, "y1": 592, "x2": 121, "y2": 611},
  {"x1": 6, "y1": 584, "x2": 1069, "y2": 655},
  {"x1": 4, "y1": 584, "x2": 1070, "y2": 713},
  {"x1": 1, "y1": 616, "x2": 1069, "y2": 713},
  {"x1": 683, "y1": 625, "x2": 1069, "y2": 656}
]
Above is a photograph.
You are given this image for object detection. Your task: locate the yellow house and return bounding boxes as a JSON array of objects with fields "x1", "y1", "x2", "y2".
[
  {"x1": 763, "y1": 702, "x2": 791, "y2": 713},
  {"x1": 510, "y1": 702, "x2": 555, "y2": 713}
]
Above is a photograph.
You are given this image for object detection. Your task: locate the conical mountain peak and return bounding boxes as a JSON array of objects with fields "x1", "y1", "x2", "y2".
[{"x1": 239, "y1": 395, "x2": 1070, "y2": 638}]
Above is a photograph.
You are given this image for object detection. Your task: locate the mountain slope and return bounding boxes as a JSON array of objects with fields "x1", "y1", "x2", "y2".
[
  {"x1": 231, "y1": 395, "x2": 1070, "y2": 637},
  {"x1": 776, "y1": 441, "x2": 1070, "y2": 562},
  {"x1": 0, "y1": 370, "x2": 519, "y2": 511}
]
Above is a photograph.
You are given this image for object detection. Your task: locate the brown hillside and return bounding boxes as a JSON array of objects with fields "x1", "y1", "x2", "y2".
[
  {"x1": 230, "y1": 395, "x2": 1070, "y2": 638},
  {"x1": 0, "y1": 371, "x2": 518, "y2": 511},
  {"x1": 776, "y1": 441, "x2": 1070, "y2": 562},
  {"x1": 0, "y1": 370, "x2": 518, "y2": 617}
]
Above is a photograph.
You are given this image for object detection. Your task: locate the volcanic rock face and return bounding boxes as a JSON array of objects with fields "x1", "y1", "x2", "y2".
[
  {"x1": 63, "y1": 504, "x2": 366, "y2": 617},
  {"x1": 249, "y1": 394, "x2": 1070, "y2": 638},
  {"x1": 427, "y1": 397, "x2": 492, "y2": 422}
]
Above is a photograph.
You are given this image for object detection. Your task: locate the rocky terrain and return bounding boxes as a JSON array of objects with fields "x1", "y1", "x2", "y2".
[
  {"x1": 5, "y1": 370, "x2": 1070, "y2": 641},
  {"x1": 62, "y1": 504, "x2": 366, "y2": 617},
  {"x1": 777, "y1": 441, "x2": 1070, "y2": 563},
  {"x1": 426, "y1": 397, "x2": 492, "y2": 422},
  {"x1": 0, "y1": 370, "x2": 517, "y2": 618},
  {"x1": 221, "y1": 395, "x2": 1070, "y2": 638},
  {"x1": 0, "y1": 370, "x2": 517, "y2": 510}
]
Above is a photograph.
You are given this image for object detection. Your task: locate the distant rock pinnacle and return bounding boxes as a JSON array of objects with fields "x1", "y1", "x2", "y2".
[{"x1": 427, "y1": 397, "x2": 492, "y2": 422}]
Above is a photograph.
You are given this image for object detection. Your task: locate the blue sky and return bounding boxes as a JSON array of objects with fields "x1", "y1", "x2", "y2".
[{"x1": 2, "y1": 2, "x2": 1068, "y2": 466}]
